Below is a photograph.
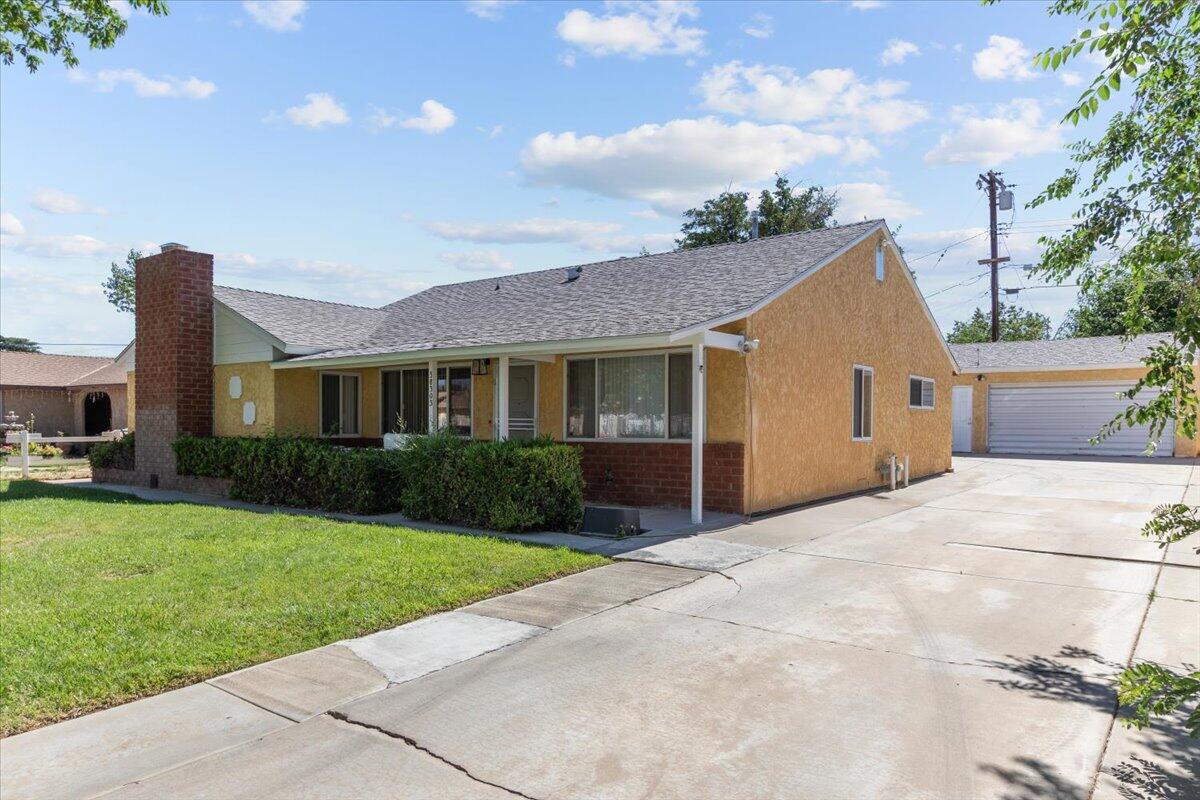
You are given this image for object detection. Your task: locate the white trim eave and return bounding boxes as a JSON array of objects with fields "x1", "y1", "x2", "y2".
[
  {"x1": 269, "y1": 332, "x2": 677, "y2": 370},
  {"x1": 956, "y1": 361, "x2": 1148, "y2": 374}
]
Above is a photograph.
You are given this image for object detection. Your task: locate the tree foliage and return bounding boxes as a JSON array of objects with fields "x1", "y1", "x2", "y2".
[
  {"x1": 946, "y1": 304, "x2": 1051, "y2": 344},
  {"x1": 102, "y1": 249, "x2": 140, "y2": 314},
  {"x1": 1, "y1": 0, "x2": 167, "y2": 72},
  {"x1": 1015, "y1": 0, "x2": 1200, "y2": 738},
  {"x1": 677, "y1": 175, "x2": 838, "y2": 250},
  {"x1": 0, "y1": 335, "x2": 40, "y2": 352},
  {"x1": 1060, "y1": 263, "x2": 1193, "y2": 337}
]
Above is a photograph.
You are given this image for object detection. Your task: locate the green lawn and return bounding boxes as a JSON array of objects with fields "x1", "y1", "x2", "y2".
[{"x1": 0, "y1": 480, "x2": 605, "y2": 736}]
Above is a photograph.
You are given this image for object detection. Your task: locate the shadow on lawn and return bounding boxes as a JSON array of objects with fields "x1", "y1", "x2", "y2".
[
  {"x1": 0, "y1": 479, "x2": 147, "y2": 505},
  {"x1": 976, "y1": 646, "x2": 1199, "y2": 800}
]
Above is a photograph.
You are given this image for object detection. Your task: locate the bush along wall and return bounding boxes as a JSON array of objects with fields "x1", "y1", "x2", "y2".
[
  {"x1": 172, "y1": 433, "x2": 584, "y2": 532},
  {"x1": 87, "y1": 433, "x2": 135, "y2": 471}
]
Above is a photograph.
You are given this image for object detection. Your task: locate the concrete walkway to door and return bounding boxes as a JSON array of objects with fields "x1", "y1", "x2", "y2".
[{"x1": 3, "y1": 455, "x2": 1197, "y2": 799}]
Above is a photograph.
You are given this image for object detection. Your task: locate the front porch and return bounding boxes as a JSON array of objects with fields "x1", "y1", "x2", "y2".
[{"x1": 267, "y1": 332, "x2": 753, "y2": 522}]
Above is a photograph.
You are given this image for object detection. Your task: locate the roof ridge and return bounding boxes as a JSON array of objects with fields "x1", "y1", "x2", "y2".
[
  {"x1": 214, "y1": 285, "x2": 384, "y2": 312},
  {"x1": 386, "y1": 220, "x2": 885, "y2": 308},
  {"x1": 0, "y1": 351, "x2": 114, "y2": 361}
]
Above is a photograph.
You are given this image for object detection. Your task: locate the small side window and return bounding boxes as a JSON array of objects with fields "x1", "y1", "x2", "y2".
[
  {"x1": 875, "y1": 243, "x2": 885, "y2": 282},
  {"x1": 909, "y1": 376, "x2": 935, "y2": 409},
  {"x1": 852, "y1": 365, "x2": 874, "y2": 440}
]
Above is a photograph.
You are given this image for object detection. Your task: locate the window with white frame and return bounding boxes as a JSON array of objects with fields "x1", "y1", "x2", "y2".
[
  {"x1": 852, "y1": 365, "x2": 874, "y2": 440},
  {"x1": 909, "y1": 376, "x2": 935, "y2": 409},
  {"x1": 875, "y1": 242, "x2": 885, "y2": 282},
  {"x1": 320, "y1": 372, "x2": 360, "y2": 436},
  {"x1": 566, "y1": 351, "x2": 692, "y2": 440},
  {"x1": 381, "y1": 368, "x2": 429, "y2": 434}
]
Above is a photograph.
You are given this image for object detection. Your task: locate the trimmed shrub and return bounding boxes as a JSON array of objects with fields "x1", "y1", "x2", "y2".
[
  {"x1": 88, "y1": 433, "x2": 135, "y2": 470},
  {"x1": 171, "y1": 432, "x2": 583, "y2": 531}
]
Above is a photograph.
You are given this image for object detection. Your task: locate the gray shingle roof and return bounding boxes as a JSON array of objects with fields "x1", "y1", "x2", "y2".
[
  {"x1": 213, "y1": 286, "x2": 388, "y2": 351},
  {"x1": 281, "y1": 220, "x2": 883, "y2": 361},
  {"x1": 950, "y1": 333, "x2": 1174, "y2": 371},
  {"x1": 0, "y1": 352, "x2": 127, "y2": 387}
]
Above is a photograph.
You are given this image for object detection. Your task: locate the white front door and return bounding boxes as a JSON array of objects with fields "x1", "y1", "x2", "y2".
[{"x1": 952, "y1": 386, "x2": 973, "y2": 453}]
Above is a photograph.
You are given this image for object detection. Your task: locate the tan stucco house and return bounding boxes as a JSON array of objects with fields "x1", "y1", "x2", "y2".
[
  {"x1": 949, "y1": 334, "x2": 1196, "y2": 458},
  {"x1": 0, "y1": 352, "x2": 128, "y2": 438},
  {"x1": 126, "y1": 220, "x2": 957, "y2": 520}
]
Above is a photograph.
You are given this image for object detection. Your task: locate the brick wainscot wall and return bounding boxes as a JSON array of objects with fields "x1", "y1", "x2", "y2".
[{"x1": 576, "y1": 441, "x2": 744, "y2": 514}]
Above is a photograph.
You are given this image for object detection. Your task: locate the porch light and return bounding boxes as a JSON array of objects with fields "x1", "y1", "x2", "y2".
[{"x1": 471, "y1": 359, "x2": 490, "y2": 376}]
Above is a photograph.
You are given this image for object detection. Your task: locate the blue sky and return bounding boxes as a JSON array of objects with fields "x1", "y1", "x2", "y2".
[{"x1": 1, "y1": 0, "x2": 1106, "y2": 356}]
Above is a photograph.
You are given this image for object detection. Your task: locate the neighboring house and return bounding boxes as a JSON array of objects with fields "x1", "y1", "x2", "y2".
[
  {"x1": 127, "y1": 222, "x2": 956, "y2": 520},
  {"x1": 950, "y1": 334, "x2": 1196, "y2": 457},
  {"x1": 0, "y1": 352, "x2": 128, "y2": 437}
]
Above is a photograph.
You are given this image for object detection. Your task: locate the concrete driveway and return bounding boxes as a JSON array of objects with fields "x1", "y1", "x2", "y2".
[{"x1": 5, "y1": 455, "x2": 1197, "y2": 799}]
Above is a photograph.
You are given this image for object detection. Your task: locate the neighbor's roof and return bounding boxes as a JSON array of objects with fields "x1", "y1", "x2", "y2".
[
  {"x1": 213, "y1": 286, "x2": 389, "y2": 351},
  {"x1": 950, "y1": 333, "x2": 1174, "y2": 371},
  {"x1": 0, "y1": 351, "x2": 128, "y2": 388},
  {"x1": 273, "y1": 219, "x2": 886, "y2": 362}
]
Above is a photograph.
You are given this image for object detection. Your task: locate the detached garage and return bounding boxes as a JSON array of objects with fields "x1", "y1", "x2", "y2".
[{"x1": 950, "y1": 334, "x2": 1195, "y2": 458}]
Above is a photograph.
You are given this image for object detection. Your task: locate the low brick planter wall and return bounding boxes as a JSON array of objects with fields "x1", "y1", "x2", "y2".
[
  {"x1": 576, "y1": 441, "x2": 744, "y2": 513},
  {"x1": 92, "y1": 467, "x2": 232, "y2": 498},
  {"x1": 92, "y1": 467, "x2": 147, "y2": 487}
]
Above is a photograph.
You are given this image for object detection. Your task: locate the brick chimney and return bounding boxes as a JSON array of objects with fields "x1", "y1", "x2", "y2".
[{"x1": 134, "y1": 243, "x2": 214, "y2": 485}]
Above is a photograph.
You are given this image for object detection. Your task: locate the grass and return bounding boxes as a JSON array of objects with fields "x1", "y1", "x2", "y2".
[{"x1": 0, "y1": 480, "x2": 606, "y2": 736}]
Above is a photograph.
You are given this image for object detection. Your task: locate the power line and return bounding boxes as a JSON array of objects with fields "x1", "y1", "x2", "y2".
[{"x1": 907, "y1": 231, "x2": 987, "y2": 263}]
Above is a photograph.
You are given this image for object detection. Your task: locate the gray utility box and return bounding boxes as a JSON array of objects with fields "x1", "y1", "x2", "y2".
[{"x1": 581, "y1": 505, "x2": 642, "y2": 537}]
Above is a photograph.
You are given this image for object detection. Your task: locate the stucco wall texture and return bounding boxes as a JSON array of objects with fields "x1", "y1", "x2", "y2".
[
  {"x1": 952, "y1": 368, "x2": 1198, "y2": 457},
  {"x1": 214, "y1": 362, "x2": 275, "y2": 436},
  {"x1": 126, "y1": 372, "x2": 136, "y2": 430},
  {"x1": 743, "y1": 233, "x2": 954, "y2": 513}
]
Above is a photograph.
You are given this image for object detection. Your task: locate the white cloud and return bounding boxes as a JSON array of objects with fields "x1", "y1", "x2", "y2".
[
  {"x1": 1059, "y1": 71, "x2": 1083, "y2": 87},
  {"x1": 556, "y1": 1, "x2": 705, "y2": 59},
  {"x1": 465, "y1": 0, "x2": 518, "y2": 20},
  {"x1": 576, "y1": 232, "x2": 676, "y2": 254},
  {"x1": 842, "y1": 136, "x2": 881, "y2": 163},
  {"x1": 214, "y1": 252, "x2": 429, "y2": 304},
  {"x1": 520, "y1": 117, "x2": 847, "y2": 212},
  {"x1": 401, "y1": 100, "x2": 456, "y2": 134},
  {"x1": 880, "y1": 39, "x2": 919, "y2": 65},
  {"x1": 0, "y1": 212, "x2": 25, "y2": 235},
  {"x1": 629, "y1": 208, "x2": 660, "y2": 219},
  {"x1": 833, "y1": 182, "x2": 920, "y2": 222},
  {"x1": 742, "y1": 13, "x2": 773, "y2": 39},
  {"x1": 283, "y1": 93, "x2": 349, "y2": 128},
  {"x1": 559, "y1": 51, "x2": 577, "y2": 68},
  {"x1": 242, "y1": 1, "x2": 307, "y2": 31},
  {"x1": 850, "y1": 1, "x2": 884, "y2": 9},
  {"x1": 924, "y1": 99, "x2": 1063, "y2": 165},
  {"x1": 0, "y1": 265, "x2": 105, "y2": 297},
  {"x1": 422, "y1": 217, "x2": 622, "y2": 244},
  {"x1": 437, "y1": 249, "x2": 515, "y2": 272},
  {"x1": 0, "y1": 233, "x2": 118, "y2": 258},
  {"x1": 68, "y1": 68, "x2": 216, "y2": 99},
  {"x1": 696, "y1": 61, "x2": 928, "y2": 135},
  {"x1": 107, "y1": 1, "x2": 133, "y2": 18},
  {"x1": 366, "y1": 106, "x2": 397, "y2": 132},
  {"x1": 31, "y1": 188, "x2": 104, "y2": 215},
  {"x1": 478, "y1": 124, "x2": 505, "y2": 138},
  {"x1": 972, "y1": 35, "x2": 1038, "y2": 81}
]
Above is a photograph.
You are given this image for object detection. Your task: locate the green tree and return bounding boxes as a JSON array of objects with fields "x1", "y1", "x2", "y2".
[
  {"x1": 1011, "y1": 0, "x2": 1200, "y2": 738},
  {"x1": 0, "y1": 335, "x2": 40, "y2": 352},
  {"x1": 946, "y1": 305, "x2": 1051, "y2": 344},
  {"x1": 1, "y1": 0, "x2": 167, "y2": 72},
  {"x1": 676, "y1": 175, "x2": 838, "y2": 250},
  {"x1": 1060, "y1": 264, "x2": 1193, "y2": 337},
  {"x1": 102, "y1": 249, "x2": 140, "y2": 314}
]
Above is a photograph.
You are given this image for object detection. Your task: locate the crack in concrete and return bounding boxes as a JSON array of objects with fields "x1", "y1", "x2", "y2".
[
  {"x1": 944, "y1": 541, "x2": 1199, "y2": 569},
  {"x1": 327, "y1": 711, "x2": 542, "y2": 800}
]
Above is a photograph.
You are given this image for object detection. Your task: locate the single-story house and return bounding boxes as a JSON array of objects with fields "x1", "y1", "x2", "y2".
[
  {"x1": 950, "y1": 334, "x2": 1196, "y2": 457},
  {"x1": 127, "y1": 220, "x2": 957, "y2": 520},
  {"x1": 0, "y1": 351, "x2": 128, "y2": 438}
]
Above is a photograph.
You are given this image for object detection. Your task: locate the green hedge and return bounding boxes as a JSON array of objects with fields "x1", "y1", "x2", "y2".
[
  {"x1": 172, "y1": 433, "x2": 583, "y2": 531},
  {"x1": 88, "y1": 433, "x2": 135, "y2": 471}
]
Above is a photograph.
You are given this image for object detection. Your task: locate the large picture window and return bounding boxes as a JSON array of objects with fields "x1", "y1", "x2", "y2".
[
  {"x1": 567, "y1": 352, "x2": 692, "y2": 441},
  {"x1": 320, "y1": 372, "x2": 360, "y2": 436},
  {"x1": 852, "y1": 365, "x2": 874, "y2": 441}
]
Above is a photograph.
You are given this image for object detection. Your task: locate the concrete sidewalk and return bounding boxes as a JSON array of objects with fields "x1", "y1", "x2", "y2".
[{"x1": 5, "y1": 455, "x2": 1197, "y2": 799}]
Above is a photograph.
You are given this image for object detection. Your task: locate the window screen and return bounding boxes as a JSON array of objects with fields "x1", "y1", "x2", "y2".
[
  {"x1": 598, "y1": 355, "x2": 665, "y2": 439},
  {"x1": 909, "y1": 377, "x2": 934, "y2": 409},
  {"x1": 853, "y1": 366, "x2": 873, "y2": 439},
  {"x1": 435, "y1": 367, "x2": 471, "y2": 436},
  {"x1": 382, "y1": 369, "x2": 429, "y2": 434},
  {"x1": 668, "y1": 352, "x2": 692, "y2": 439},
  {"x1": 875, "y1": 244, "x2": 885, "y2": 281},
  {"x1": 321, "y1": 374, "x2": 340, "y2": 435},
  {"x1": 339, "y1": 375, "x2": 359, "y2": 435},
  {"x1": 567, "y1": 359, "x2": 596, "y2": 438}
]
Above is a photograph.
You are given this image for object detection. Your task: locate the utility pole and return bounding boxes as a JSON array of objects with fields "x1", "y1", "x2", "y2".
[{"x1": 977, "y1": 170, "x2": 1010, "y2": 342}]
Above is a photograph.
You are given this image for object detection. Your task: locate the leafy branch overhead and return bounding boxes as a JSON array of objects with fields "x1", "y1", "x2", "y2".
[{"x1": 0, "y1": 0, "x2": 168, "y2": 73}]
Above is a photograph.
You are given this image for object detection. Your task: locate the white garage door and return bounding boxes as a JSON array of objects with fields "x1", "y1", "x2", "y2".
[{"x1": 988, "y1": 382, "x2": 1175, "y2": 457}]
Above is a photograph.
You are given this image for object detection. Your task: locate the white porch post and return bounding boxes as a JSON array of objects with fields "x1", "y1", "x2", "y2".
[
  {"x1": 19, "y1": 429, "x2": 30, "y2": 479},
  {"x1": 427, "y1": 360, "x2": 437, "y2": 433},
  {"x1": 496, "y1": 355, "x2": 510, "y2": 440},
  {"x1": 691, "y1": 340, "x2": 706, "y2": 524}
]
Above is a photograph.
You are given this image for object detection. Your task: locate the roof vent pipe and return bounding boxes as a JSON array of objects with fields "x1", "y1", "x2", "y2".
[
  {"x1": 749, "y1": 211, "x2": 760, "y2": 240},
  {"x1": 564, "y1": 265, "x2": 583, "y2": 282}
]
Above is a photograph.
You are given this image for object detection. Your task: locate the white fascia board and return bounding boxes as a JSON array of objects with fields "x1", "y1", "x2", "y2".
[
  {"x1": 269, "y1": 332, "x2": 676, "y2": 370},
  {"x1": 957, "y1": 362, "x2": 1147, "y2": 374}
]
